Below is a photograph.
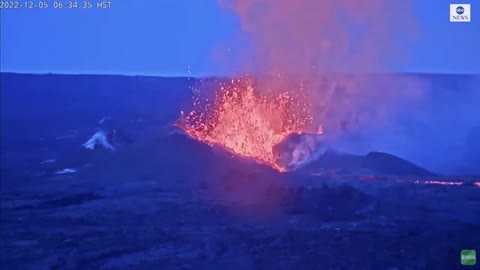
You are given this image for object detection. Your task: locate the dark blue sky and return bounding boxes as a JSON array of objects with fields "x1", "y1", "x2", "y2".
[{"x1": 1, "y1": 0, "x2": 478, "y2": 75}]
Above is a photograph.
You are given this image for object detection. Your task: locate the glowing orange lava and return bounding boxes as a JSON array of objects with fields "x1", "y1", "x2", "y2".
[{"x1": 177, "y1": 77, "x2": 314, "y2": 170}]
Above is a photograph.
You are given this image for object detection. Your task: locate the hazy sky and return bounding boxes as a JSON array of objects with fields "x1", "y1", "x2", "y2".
[{"x1": 1, "y1": 0, "x2": 478, "y2": 75}]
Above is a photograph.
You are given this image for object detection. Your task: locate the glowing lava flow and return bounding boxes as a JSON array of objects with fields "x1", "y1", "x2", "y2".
[{"x1": 177, "y1": 78, "x2": 314, "y2": 171}]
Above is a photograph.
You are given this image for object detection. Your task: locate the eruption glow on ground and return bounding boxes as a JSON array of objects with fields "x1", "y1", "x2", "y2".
[{"x1": 178, "y1": 77, "x2": 316, "y2": 171}]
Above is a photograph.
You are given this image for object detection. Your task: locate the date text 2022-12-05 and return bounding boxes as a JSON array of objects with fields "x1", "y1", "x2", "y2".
[{"x1": 0, "y1": 1, "x2": 112, "y2": 9}]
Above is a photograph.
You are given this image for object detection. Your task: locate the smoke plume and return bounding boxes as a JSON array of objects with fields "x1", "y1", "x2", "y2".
[{"x1": 211, "y1": 0, "x2": 428, "y2": 170}]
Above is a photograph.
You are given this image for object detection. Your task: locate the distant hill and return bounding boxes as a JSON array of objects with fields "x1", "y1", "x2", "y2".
[{"x1": 1, "y1": 72, "x2": 479, "y2": 175}]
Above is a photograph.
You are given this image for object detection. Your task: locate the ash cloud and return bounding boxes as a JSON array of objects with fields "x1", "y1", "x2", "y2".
[
  {"x1": 215, "y1": 0, "x2": 424, "y2": 132},
  {"x1": 217, "y1": 0, "x2": 418, "y2": 75},
  {"x1": 213, "y1": 0, "x2": 429, "y2": 166},
  {"x1": 211, "y1": 1, "x2": 479, "y2": 175}
]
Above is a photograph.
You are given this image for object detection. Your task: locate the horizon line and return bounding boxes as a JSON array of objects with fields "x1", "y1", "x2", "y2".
[{"x1": 1, "y1": 70, "x2": 479, "y2": 77}]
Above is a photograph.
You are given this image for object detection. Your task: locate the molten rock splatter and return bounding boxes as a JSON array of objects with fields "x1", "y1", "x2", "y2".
[{"x1": 178, "y1": 77, "x2": 317, "y2": 170}]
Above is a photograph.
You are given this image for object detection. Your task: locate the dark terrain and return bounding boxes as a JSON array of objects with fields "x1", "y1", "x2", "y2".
[{"x1": 1, "y1": 73, "x2": 479, "y2": 270}]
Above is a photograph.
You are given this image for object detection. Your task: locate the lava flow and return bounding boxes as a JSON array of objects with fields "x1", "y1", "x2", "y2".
[{"x1": 177, "y1": 77, "x2": 315, "y2": 171}]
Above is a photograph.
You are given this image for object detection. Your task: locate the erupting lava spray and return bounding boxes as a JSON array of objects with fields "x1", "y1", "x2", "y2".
[
  {"x1": 179, "y1": 77, "x2": 315, "y2": 170},
  {"x1": 179, "y1": 0, "x2": 419, "y2": 171}
]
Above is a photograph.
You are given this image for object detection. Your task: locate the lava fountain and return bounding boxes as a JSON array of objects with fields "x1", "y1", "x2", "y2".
[
  {"x1": 176, "y1": 0, "x2": 420, "y2": 172},
  {"x1": 177, "y1": 77, "x2": 319, "y2": 171}
]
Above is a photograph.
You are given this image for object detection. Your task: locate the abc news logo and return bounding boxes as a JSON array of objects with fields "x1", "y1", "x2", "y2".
[{"x1": 450, "y1": 4, "x2": 471, "y2": 22}]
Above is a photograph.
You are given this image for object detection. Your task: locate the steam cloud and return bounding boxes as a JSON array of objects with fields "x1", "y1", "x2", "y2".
[
  {"x1": 217, "y1": 0, "x2": 418, "y2": 73},
  {"x1": 215, "y1": 0, "x2": 424, "y2": 133},
  {"x1": 209, "y1": 0, "x2": 479, "y2": 174},
  {"x1": 213, "y1": 0, "x2": 427, "y2": 168}
]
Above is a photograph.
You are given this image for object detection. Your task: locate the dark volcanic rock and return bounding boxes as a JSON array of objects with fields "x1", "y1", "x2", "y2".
[
  {"x1": 364, "y1": 151, "x2": 434, "y2": 176},
  {"x1": 283, "y1": 184, "x2": 370, "y2": 221},
  {"x1": 300, "y1": 150, "x2": 435, "y2": 177},
  {"x1": 273, "y1": 132, "x2": 434, "y2": 177},
  {"x1": 15, "y1": 192, "x2": 103, "y2": 210}
]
